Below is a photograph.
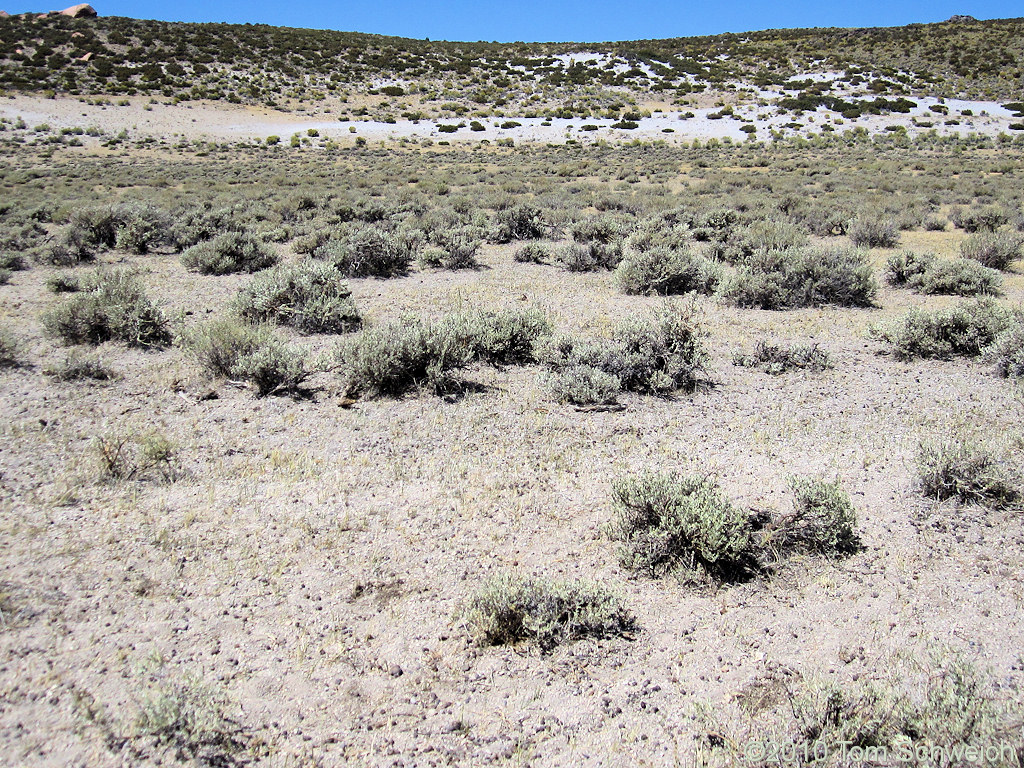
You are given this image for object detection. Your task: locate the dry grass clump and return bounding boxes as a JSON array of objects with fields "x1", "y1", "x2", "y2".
[
  {"x1": 725, "y1": 247, "x2": 877, "y2": 310},
  {"x1": 234, "y1": 261, "x2": 361, "y2": 334},
  {"x1": 916, "y1": 436, "x2": 1020, "y2": 508},
  {"x1": 464, "y1": 574, "x2": 635, "y2": 652},
  {"x1": 42, "y1": 269, "x2": 172, "y2": 348},
  {"x1": 44, "y1": 351, "x2": 115, "y2": 381},
  {"x1": 876, "y1": 299, "x2": 1010, "y2": 360},
  {"x1": 95, "y1": 432, "x2": 182, "y2": 483},
  {"x1": 733, "y1": 341, "x2": 833, "y2": 375},
  {"x1": 181, "y1": 232, "x2": 279, "y2": 275}
]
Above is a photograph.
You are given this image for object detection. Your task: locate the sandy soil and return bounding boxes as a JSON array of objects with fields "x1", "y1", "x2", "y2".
[{"x1": 2, "y1": 231, "x2": 1024, "y2": 764}]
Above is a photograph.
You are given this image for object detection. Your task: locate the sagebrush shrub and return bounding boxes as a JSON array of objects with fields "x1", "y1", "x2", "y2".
[
  {"x1": 513, "y1": 242, "x2": 550, "y2": 263},
  {"x1": 491, "y1": 204, "x2": 545, "y2": 242},
  {"x1": 885, "y1": 250, "x2": 935, "y2": 286},
  {"x1": 418, "y1": 229, "x2": 481, "y2": 270},
  {"x1": 68, "y1": 203, "x2": 172, "y2": 254},
  {"x1": 554, "y1": 241, "x2": 623, "y2": 272},
  {"x1": 916, "y1": 437, "x2": 1020, "y2": 508},
  {"x1": 877, "y1": 299, "x2": 1010, "y2": 360},
  {"x1": 456, "y1": 307, "x2": 551, "y2": 365},
  {"x1": 42, "y1": 269, "x2": 172, "y2": 348},
  {"x1": 733, "y1": 341, "x2": 833, "y2": 374},
  {"x1": 913, "y1": 258, "x2": 1002, "y2": 296},
  {"x1": 726, "y1": 247, "x2": 877, "y2": 310},
  {"x1": 848, "y1": 216, "x2": 900, "y2": 248},
  {"x1": 181, "y1": 232, "x2": 278, "y2": 275},
  {"x1": 951, "y1": 206, "x2": 1007, "y2": 233},
  {"x1": 464, "y1": 574, "x2": 635, "y2": 651},
  {"x1": 234, "y1": 261, "x2": 361, "y2": 334},
  {"x1": 536, "y1": 302, "x2": 709, "y2": 395},
  {"x1": 186, "y1": 319, "x2": 308, "y2": 397},
  {"x1": 36, "y1": 225, "x2": 95, "y2": 266},
  {"x1": 315, "y1": 225, "x2": 414, "y2": 278},
  {"x1": 185, "y1": 318, "x2": 263, "y2": 378},
  {"x1": 610, "y1": 472, "x2": 757, "y2": 579},
  {"x1": 724, "y1": 219, "x2": 809, "y2": 264},
  {"x1": 959, "y1": 232, "x2": 1023, "y2": 270},
  {"x1": 987, "y1": 316, "x2": 1024, "y2": 378},
  {"x1": 615, "y1": 246, "x2": 722, "y2": 296},
  {"x1": 777, "y1": 477, "x2": 859, "y2": 555},
  {"x1": 546, "y1": 365, "x2": 621, "y2": 406},
  {"x1": 44, "y1": 351, "x2": 115, "y2": 381},
  {"x1": 0, "y1": 325, "x2": 19, "y2": 368}
]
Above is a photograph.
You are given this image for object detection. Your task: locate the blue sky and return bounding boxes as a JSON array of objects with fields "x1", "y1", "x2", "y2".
[{"x1": 14, "y1": 0, "x2": 1022, "y2": 42}]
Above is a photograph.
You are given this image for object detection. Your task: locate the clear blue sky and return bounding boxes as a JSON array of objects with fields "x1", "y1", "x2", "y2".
[{"x1": 11, "y1": 0, "x2": 1022, "y2": 42}]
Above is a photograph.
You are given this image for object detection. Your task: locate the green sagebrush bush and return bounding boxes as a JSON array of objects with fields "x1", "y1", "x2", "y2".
[
  {"x1": 464, "y1": 574, "x2": 635, "y2": 652},
  {"x1": 418, "y1": 229, "x2": 481, "y2": 270},
  {"x1": 886, "y1": 251, "x2": 1000, "y2": 295},
  {"x1": 848, "y1": 216, "x2": 900, "y2": 248},
  {"x1": 44, "y1": 351, "x2": 115, "y2": 381},
  {"x1": 490, "y1": 204, "x2": 545, "y2": 242},
  {"x1": 36, "y1": 225, "x2": 96, "y2": 266},
  {"x1": 610, "y1": 472, "x2": 757, "y2": 579},
  {"x1": 725, "y1": 246, "x2": 877, "y2": 310},
  {"x1": 42, "y1": 269, "x2": 172, "y2": 348},
  {"x1": 615, "y1": 246, "x2": 723, "y2": 296},
  {"x1": 186, "y1": 319, "x2": 309, "y2": 397},
  {"x1": 877, "y1": 298, "x2": 1011, "y2": 360},
  {"x1": 554, "y1": 241, "x2": 623, "y2": 272},
  {"x1": 513, "y1": 242, "x2": 550, "y2": 264},
  {"x1": 778, "y1": 477, "x2": 860, "y2": 555},
  {"x1": 68, "y1": 203, "x2": 173, "y2": 254},
  {"x1": 987, "y1": 315, "x2": 1024, "y2": 378},
  {"x1": 234, "y1": 261, "x2": 361, "y2": 334},
  {"x1": 536, "y1": 301, "x2": 709, "y2": 397},
  {"x1": 337, "y1": 307, "x2": 551, "y2": 397},
  {"x1": 0, "y1": 325, "x2": 20, "y2": 368},
  {"x1": 315, "y1": 225, "x2": 415, "y2": 278},
  {"x1": 916, "y1": 436, "x2": 1020, "y2": 508},
  {"x1": 959, "y1": 232, "x2": 1024, "y2": 271},
  {"x1": 181, "y1": 232, "x2": 279, "y2": 275},
  {"x1": 545, "y1": 365, "x2": 622, "y2": 406},
  {"x1": 733, "y1": 340, "x2": 833, "y2": 375}
]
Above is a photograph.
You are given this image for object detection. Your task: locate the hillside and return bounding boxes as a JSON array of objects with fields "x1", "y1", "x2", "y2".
[{"x1": 0, "y1": 11, "x2": 1023, "y2": 123}]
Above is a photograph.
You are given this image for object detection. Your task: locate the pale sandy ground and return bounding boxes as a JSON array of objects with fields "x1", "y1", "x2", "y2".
[
  {"x1": 1, "y1": 93, "x2": 1021, "y2": 146},
  {"x1": 2, "y1": 231, "x2": 1024, "y2": 765}
]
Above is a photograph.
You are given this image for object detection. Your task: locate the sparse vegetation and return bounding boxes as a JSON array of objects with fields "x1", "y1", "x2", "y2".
[
  {"x1": 916, "y1": 436, "x2": 1020, "y2": 508},
  {"x1": 464, "y1": 574, "x2": 635, "y2": 651},
  {"x1": 42, "y1": 269, "x2": 172, "y2": 348},
  {"x1": 44, "y1": 351, "x2": 115, "y2": 381},
  {"x1": 733, "y1": 341, "x2": 833, "y2": 374}
]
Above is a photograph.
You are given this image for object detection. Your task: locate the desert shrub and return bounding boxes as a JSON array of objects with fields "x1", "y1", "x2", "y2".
[
  {"x1": 877, "y1": 299, "x2": 1010, "y2": 360},
  {"x1": 418, "y1": 229, "x2": 481, "y2": 270},
  {"x1": 536, "y1": 302, "x2": 708, "y2": 395},
  {"x1": 36, "y1": 225, "x2": 95, "y2": 266},
  {"x1": 916, "y1": 436, "x2": 1019, "y2": 508},
  {"x1": 0, "y1": 326, "x2": 19, "y2": 368},
  {"x1": 514, "y1": 242, "x2": 550, "y2": 263},
  {"x1": 234, "y1": 261, "x2": 361, "y2": 334},
  {"x1": 491, "y1": 204, "x2": 545, "y2": 242},
  {"x1": 615, "y1": 246, "x2": 723, "y2": 296},
  {"x1": 0, "y1": 269, "x2": 9, "y2": 286},
  {"x1": 185, "y1": 318, "x2": 263, "y2": 378},
  {"x1": 987, "y1": 316, "x2": 1024, "y2": 378},
  {"x1": 181, "y1": 232, "x2": 278, "y2": 275},
  {"x1": 609, "y1": 471, "x2": 757, "y2": 579},
  {"x1": 959, "y1": 232, "x2": 1023, "y2": 270},
  {"x1": 571, "y1": 215, "x2": 629, "y2": 244},
  {"x1": 44, "y1": 351, "x2": 115, "y2": 381},
  {"x1": 722, "y1": 652, "x2": 1022, "y2": 768},
  {"x1": 553, "y1": 241, "x2": 623, "y2": 272},
  {"x1": 464, "y1": 574, "x2": 635, "y2": 652},
  {"x1": 848, "y1": 216, "x2": 900, "y2": 248},
  {"x1": 775, "y1": 477, "x2": 859, "y2": 555},
  {"x1": 45, "y1": 273, "x2": 82, "y2": 293},
  {"x1": 68, "y1": 203, "x2": 171, "y2": 254},
  {"x1": 733, "y1": 341, "x2": 833, "y2": 374},
  {"x1": 337, "y1": 316, "x2": 474, "y2": 397},
  {"x1": 914, "y1": 258, "x2": 1002, "y2": 296},
  {"x1": 885, "y1": 250, "x2": 935, "y2": 286},
  {"x1": 67, "y1": 205, "x2": 124, "y2": 249},
  {"x1": 951, "y1": 206, "x2": 1008, "y2": 233},
  {"x1": 0, "y1": 252, "x2": 28, "y2": 271},
  {"x1": 725, "y1": 247, "x2": 877, "y2": 310},
  {"x1": 95, "y1": 431, "x2": 181, "y2": 483},
  {"x1": 922, "y1": 215, "x2": 949, "y2": 231},
  {"x1": 169, "y1": 206, "x2": 245, "y2": 250},
  {"x1": 456, "y1": 307, "x2": 551, "y2": 365},
  {"x1": 546, "y1": 364, "x2": 622, "y2": 406},
  {"x1": 230, "y1": 338, "x2": 309, "y2": 397},
  {"x1": 724, "y1": 219, "x2": 809, "y2": 264},
  {"x1": 315, "y1": 225, "x2": 415, "y2": 278},
  {"x1": 42, "y1": 269, "x2": 172, "y2": 348}
]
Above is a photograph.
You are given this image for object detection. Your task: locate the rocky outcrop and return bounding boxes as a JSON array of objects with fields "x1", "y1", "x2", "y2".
[
  {"x1": 947, "y1": 14, "x2": 978, "y2": 22},
  {"x1": 59, "y1": 4, "x2": 97, "y2": 17}
]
